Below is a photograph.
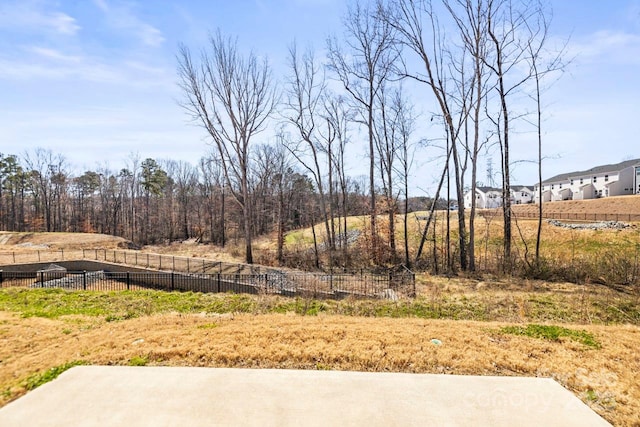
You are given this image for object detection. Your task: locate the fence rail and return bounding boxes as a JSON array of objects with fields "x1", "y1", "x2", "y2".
[
  {"x1": 0, "y1": 269, "x2": 414, "y2": 299},
  {"x1": 0, "y1": 249, "x2": 415, "y2": 299},
  {"x1": 511, "y1": 211, "x2": 640, "y2": 222},
  {"x1": 0, "y1": 249, "x2": 260, "y2": 274}
]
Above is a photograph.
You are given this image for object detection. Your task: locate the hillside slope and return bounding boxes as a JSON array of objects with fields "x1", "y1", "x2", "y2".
[
  {"x1": 511, "y1": 195, "x2": 640, "y2": 216},
  {"x1": 0, "y1": 232, "x2": 130, "y2": 250}
]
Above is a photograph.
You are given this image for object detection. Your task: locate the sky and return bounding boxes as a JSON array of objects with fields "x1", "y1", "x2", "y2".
[{"x1": 1, "y1": 0, "x2": 639, "y2": 195}]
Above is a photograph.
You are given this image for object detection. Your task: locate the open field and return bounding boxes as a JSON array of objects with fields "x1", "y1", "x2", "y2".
[
  {"x1": 0, "y1": 289, "x2": 638, "y2": 426},
  {"x1": 2, "y1": 196, "x2": 640, "y2": 425}
]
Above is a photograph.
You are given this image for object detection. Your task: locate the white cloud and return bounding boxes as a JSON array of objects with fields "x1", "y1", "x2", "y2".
[
  {"x1": 29, "y1": 46, "x2": 82, "y2": 62},
  {"x1": 47, "y1": 11, "x2": 80, "y2": 35},
  {"x1": 569, "y1": 30, "x2": 640, "y2": 65},
  {"x1": 0, "y1": 1, "x2": 80, "y2": 35},
  {"x1": 0, "y1": 48, "x2": 173, "y2": 89},
  {"x1": 92, "y1": 0, "x2": 165, "y2": 47}
]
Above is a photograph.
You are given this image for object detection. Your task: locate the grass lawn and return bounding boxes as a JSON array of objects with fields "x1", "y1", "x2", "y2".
[{"x1": 0, "y1": 286, "x2": 638, "y2": 425}]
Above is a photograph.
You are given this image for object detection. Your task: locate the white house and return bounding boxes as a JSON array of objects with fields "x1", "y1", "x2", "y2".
[
  {"x1": 463, "y1": 186, "x2": 502, "y2": 209},
  {"x1": 463, "y1": 185, "x2": 533, "y2": 209},
  {"x1": 512, "y1": 186, "x2": 535, "y2": 205},
  {"x1": 534, "y1": 158, "x2": 640, "y2": 203}
]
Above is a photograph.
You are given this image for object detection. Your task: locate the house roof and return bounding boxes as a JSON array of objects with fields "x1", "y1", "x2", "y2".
[
  {"x1": 543, "y1": 158, "x2": 640, "y2": 184},
  {"x1": 513, "y1": 185, "x2": 534, "y2": 192},
  {"x1": 476, "y1": 186, "x2": 502, "y2": 193},
  {"x1": 468, "y1": 185, "x2": 533, "y2": 194}
]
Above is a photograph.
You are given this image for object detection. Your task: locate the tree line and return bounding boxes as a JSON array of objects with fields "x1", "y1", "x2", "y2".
[
  {"x1": 177, "y1": 0, "x2": 563, "y2": 270},
  {"x1": 4, "y1": 0, "x2": 563, "y2": 272},
  {"x1": 0, "y1": 148, "x2": 379, "y2": 252}
]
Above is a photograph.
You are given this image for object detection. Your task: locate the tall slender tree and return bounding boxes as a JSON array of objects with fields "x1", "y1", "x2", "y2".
[
  {"x1": 178, "y1": 31, "x2": 277, "y2": 264},
  {"x1": 328, "y1": 0, "x2": 400, "y2": 262}
]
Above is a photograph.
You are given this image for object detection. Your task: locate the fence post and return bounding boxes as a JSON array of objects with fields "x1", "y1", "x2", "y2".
[
  {"x1": 173, "y1": 256, "x2": 175, "y2": 271},
  {"x1": 83, "y1": 271, "x2": 87, "y2": 290},
  {"x1": 159, "y1": 255, "x2": 163, "y2": 270},
  {"x1": 12, "y1": 252, "x2": 15, "y2": 263},
  {"x1": 171, "y1": 272, "x2": 175, "y2": 291},
  {"x1": 217, "y1": 273, "x2": 221, "y2": 293},
  {"x1": 0, "y1": 270, "x2": 3, "y2": 285},
  {"x1": 126, "y1": 272, "x2": 130, "y2": 291},
  {"x1": 135, "y1": 252, "x2": 138, "y2": 266},
  {"x1": 412, "y1": 272, "x2": 416, "y2": 298},
  {"x1": 40, "y1": 271, "x2": 44, "y2": 284},
  {"x1": 187, "y1": 258, "x2": 190, "y2": 273},
  {"x1": 61, "y1": 249, "x2": 64, "y2": 260}
]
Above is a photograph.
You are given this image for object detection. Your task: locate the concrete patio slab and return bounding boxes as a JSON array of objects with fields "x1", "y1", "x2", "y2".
[{"x1": 0, "y1": 366, "x2": 611, "y2": 426}]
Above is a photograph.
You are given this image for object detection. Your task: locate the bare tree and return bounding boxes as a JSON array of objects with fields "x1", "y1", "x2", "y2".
[
  {"x1": 253, "y1": 141, "x2": 293, "y2": 265},
  {"x1": 323, "y1": 95, "x2": 354, "y2": 264},
  {"x1": 484, "y1": 0, "x2": 546, "y2": 271},
  {"x1": 165, "y1": 160, "x2": 199, "y2": 240},
  {"x1": 444, "y1": 0, "x2": 491, "y2": 271},
  {"x1": 177, "y1": 31, "x2": 277, "y2": 264},
  {"x1": 389, "y1": 87, "x2": 417, "y2": 267},
  {"x1": 374, "y1": 82, "x2": 399, "y2": 258},
  {"x1": 520, "y1": 4, "x2": 566, "y2": 266},
  {"x1": 199, "y1": 154, "x2": 227, "y2": 246},
  {"x1": 383, "y1": 0, "x2": 470, "y2": 270},
  {"x1": 374, "y1": 82, "x2": 417, "y2": 261},
  {"x1": 328, "y1": 0, "x2": 399, "y2": 262},
  {"x1": 283, "y1": 44, "x2": 335, "y2": 257},
  {"x1": 23, "y1": 148, "x2": 67, "y2": 232}
]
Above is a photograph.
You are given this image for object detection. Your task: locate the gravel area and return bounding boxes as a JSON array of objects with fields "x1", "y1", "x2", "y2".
[{"x1": 546, "y1": 219, "x2": 634, "y2": 230}]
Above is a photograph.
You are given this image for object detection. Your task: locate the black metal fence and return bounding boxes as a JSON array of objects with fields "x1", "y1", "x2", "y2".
[
  {"x1": 0, "y1": 268, "x2": 415, "y2": 299},
  {"x1": 0, "y1": 249, "x2": 275, "y2": 274},
  {"x1": 512, "y1": 211, "x2": 640, "y2": 222},
  {"x1": 0, "y1": 249, "x2": 416, "y2": 298}
]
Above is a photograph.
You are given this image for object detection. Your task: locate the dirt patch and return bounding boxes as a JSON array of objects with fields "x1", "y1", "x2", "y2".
[
  {"x1": 0, "y1": 311, "x2": 636, "y2": 425},
  {"x1": 0, "y1": 232, "x2": 130, "y2": 251}
]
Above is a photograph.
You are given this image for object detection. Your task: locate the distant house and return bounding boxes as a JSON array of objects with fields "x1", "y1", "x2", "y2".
[
  {"x1": 462, "y1": 186, "x2": 506, "y2": 209},
  {"x1": 512, "y1": 186, "x2": 535, "y2": 205},
  {"x1": 463, "y1": 185, "x2": 534, "y2": 209},
  {"x1": 535, "y1": 158, "x2": 640, "y2": 203},
  {"x1": 464, "y1": 186, "x2": 502, "y2": 209}
]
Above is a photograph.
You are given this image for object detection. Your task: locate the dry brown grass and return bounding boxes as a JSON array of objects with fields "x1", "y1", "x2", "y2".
[
  {"x1": 0, "y1": 231, "x2": 129, "y2": 251},
  {"x1": 141, "y1": 240, "x2": 245, "y2": 264},
  {"x1": 512, "y1": 194, "x2": 640, "y2": 216},
  {"x1": 1, "y1": 217, "x2": 639, "y2": 424},
  {"x1": 0, "y1": 311, "x2": 637, "y2": 425}
]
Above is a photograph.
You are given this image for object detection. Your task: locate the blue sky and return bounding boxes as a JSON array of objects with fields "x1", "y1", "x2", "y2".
[{"x1": 1, "y1": 0, "x2": 639, "y2": 193}]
